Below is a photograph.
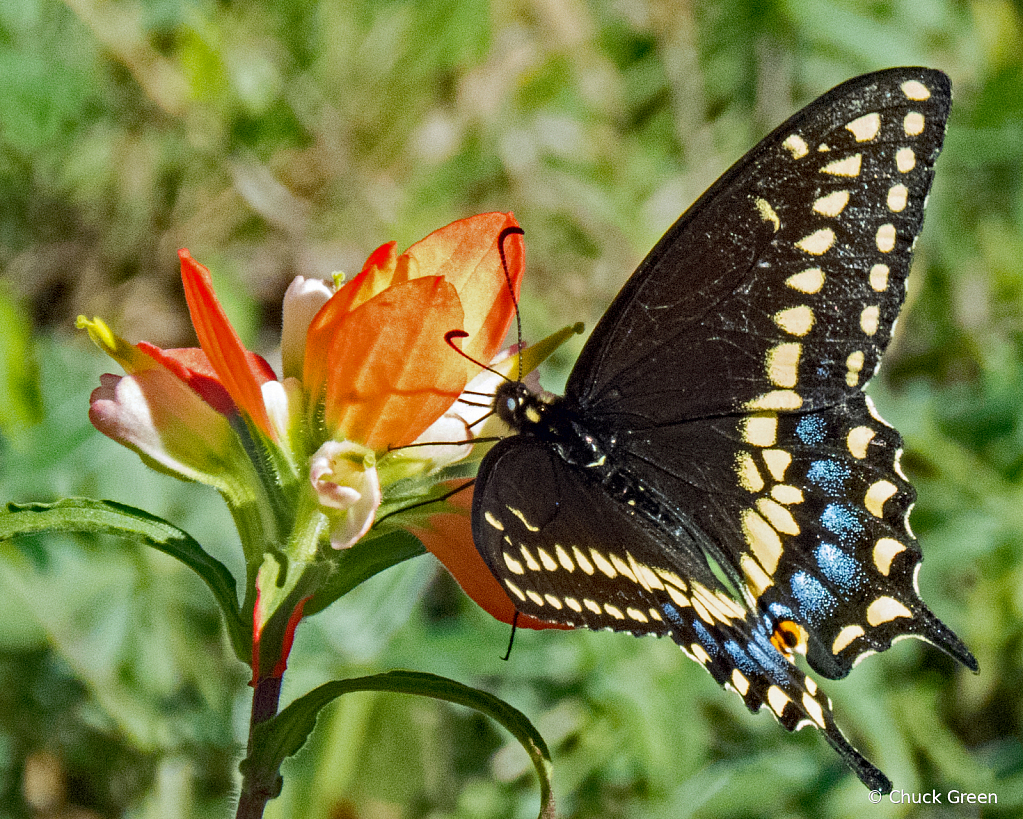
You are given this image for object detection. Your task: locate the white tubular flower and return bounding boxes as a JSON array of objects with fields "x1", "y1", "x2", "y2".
[{"x1": 309, "y1": 440, "x2": 381, "y2": 549}]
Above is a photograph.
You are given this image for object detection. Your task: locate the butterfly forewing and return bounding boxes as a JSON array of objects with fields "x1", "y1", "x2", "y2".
[
  {"x1": 568, "y1": 68, "x2": 950, "y2": 422},
  {"x1": 472, "y1": 68, "x2": 975, "y2": 793}
]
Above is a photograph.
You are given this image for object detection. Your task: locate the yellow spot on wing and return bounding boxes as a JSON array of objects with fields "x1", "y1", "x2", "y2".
[
  {"x1": 896, "y1": 147, "x2": 916, "y2": 173},
  {"x1": 821, "y1": 154, "x2": 862, "y2": 177},
  {"x1": 566, "y1": 597, "x2": 582, "y2": 612},
  {"x1": 846, "y1": 426, "x2": 876, "y2": 459},
  {"x1": 731, "y1": 669, "x2": 750, "y2": 696},
  {"x1": 741, "y1": 554, "x2": 774, "y2": 596},
  {"x1": 526, "y1": 590, "x2": 544, "y2": 606},
  {"x1": 873, "y1": 538, "x2": 906, "y2": 575},
  {"x1": 783, "y1": 133, "x2": 809, "y2": 158},
  {"x1": 665, "y1": 584, "x2": 690, "y2": 608},
  {"x1": 741, "y1": 508, "x2": 783, "y2": 574},
  {"x1": 604, "y1": 603, "x2": 626, "y2": 620},
  {"x1": 812, "y1": 189, "x2": 851, "y2": 217},
  {"x1": 796, "y1": 228, "x2": 836, "y2": 255},
  {"x1": 846, "y1": 112, "x2": 881, "y2": 141},
  {"x1": 544, "y1": 594, "x2": 563, "y2": 609},
  {"x1": 742, "y1": 414, "x2": 778, "y2": 447},
  {"x1": 690, "y1": 596, "x2": 714, "y2": 624},
  {"x1": 901, "y1": 79, "x2": 931, "y2": 100},
  {"x1": 866, "y1": 596, "x2": 913, "y2": 625},
  {"x1": 845, "y1": 350, "x2": 865, "y2": 387},
  {"x1": 520, "y1": 545, "x2": 541, "y2": 571},
  {"x1": 590, "y1": 549, "x2": 617, "y2": 578},
  {"x1": 774, "y1": 305, "x2": 815, "y2": 337},
  {"x1": 655, "y1": 568, "x2": 688, "y2": 591},
  {"x1": 746, "y1": 390, "x2": 803, "y2": 411},
  {"x1": 762, "y1": 449, "x2": 792, "y2": 482},
  {"x1": 555, "y1": 544, "x2": 575, "y2": 571},
  {"x1": 504, "y1": 579, "x2": 526, "y2": 601},
  {"x1": 610, "y1": 553, "x2": 638, "y2": 583},
  {"x1": 509, "y1": 507, "x2": 539, "y2": 532},
  {"x1": 584, "y1": 599, "x2": 602, "y2": 614},
  {"x1": 802, "y1": 693, "x2": 826, "y2": 728},
  {"x1": 537, "y1": 547, "x2": 558, "y2": 572},
  {"x1": 865, "y1": 480, "x2": 898, "y2": 517},
  {"x1": 869, "y1": 263, "x2": 889, "y2": 291},
  {"x1": 573, "y1": 546, "x2": 595, "y2": 575},
  {"x1": 887, "y1": 183, "x2": 908, "y2": 212},
  {"x1": 860, "y1": 305, "x2": 880, "y2": 336},
  {"x1": 786, "y1": 267, "x2": 825, "y2": 294},
  {"x1": 485, "y1": 511, "x2": 505, "y2": 531},
  {"x1": 503, "y1": 552, "x2": 525, "y2": 574},
  {"x1": 632, "y1": 558, "x2": 664, "y2": 591},
  {"x1": 766, "y1": 342, "x2": 802, "y2": 388},
  {"x1": 771, "y1": 484, "x2": 804, "y2": 505},
  {"x1": 756, "y1": 497, "x2": 800, "y2": 535},
  {"x1": 767, "y1": 685, "x2": 790, "y2": 717},
  {"x1": 832, "y1": 624, "x2": 864, "y2": 653},
  {"x1": 736, "y1": 451, "x2": 765, "y2": 492},
  {"x1": 755, "y1": 197, "x2": 782, "y2": 231},
  {"x1": 876, "y1": 223, "x2": 897, "y2": 252},
  {"x1": 904, "y1": 111, "x2": 925, "y2": 136}
]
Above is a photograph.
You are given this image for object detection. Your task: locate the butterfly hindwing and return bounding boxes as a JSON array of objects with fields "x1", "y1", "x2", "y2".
[
  {"x1": 614, "y1": 394, "x2": 976, "y2": 681},
  {"x1": 472, "y1": 434, "x2": 892, "y2": 791}
]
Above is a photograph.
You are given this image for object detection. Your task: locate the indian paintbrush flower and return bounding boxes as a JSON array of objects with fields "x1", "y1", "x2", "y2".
[{"x1": 78, "y1": 212, "x2": 567, "y2": 682}]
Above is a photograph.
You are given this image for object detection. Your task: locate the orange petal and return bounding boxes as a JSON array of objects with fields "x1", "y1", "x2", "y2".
[
  {"x1": 140, "y1": 344, "x2": 276, "y2": 417},
  {"x1": 179, "y1": 250, "x2": 276, "y2": 440},
  {"x1": 405, "y1": 212, "x2": 523, "y2": 363},
  {"x1": 407, "y1": 486, "x2": 568, "y2": 631},
  {"x1": 323, "y1": 276, "x2": 467, "y2": 450}
]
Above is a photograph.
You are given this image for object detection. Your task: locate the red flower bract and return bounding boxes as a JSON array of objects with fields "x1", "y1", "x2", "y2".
[{"x1": 304, "y1": 212, "x2": 523, "y2": 450}]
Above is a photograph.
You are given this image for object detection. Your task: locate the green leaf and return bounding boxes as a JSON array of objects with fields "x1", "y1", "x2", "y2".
[
  {"x1": 246, "y1": 669, "x2": 555, "y2": 819},
  {"x1": 302, "y1": 528, "x2": 425, "y2": 617},
  {"x1": 0, "y1": 498, "x2": 249, "y2": 661}
]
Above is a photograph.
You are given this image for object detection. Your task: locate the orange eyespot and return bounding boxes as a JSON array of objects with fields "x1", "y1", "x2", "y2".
[{"x1": 771, "y1": 619, "x2": 808, "y2": 656}]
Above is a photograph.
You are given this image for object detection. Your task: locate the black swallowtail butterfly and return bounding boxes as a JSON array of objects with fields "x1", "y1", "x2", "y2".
[{"x1": 471, "y1": 68, "x2": 977, "y2": 793}]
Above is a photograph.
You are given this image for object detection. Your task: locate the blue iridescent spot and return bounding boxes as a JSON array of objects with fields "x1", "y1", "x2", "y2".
[
  {"x1": 816, "y1": 542, "x2": 861, "y2": 591},
  {"x1": 768, "y1": 602, "x2": 795, "y2": 622},
  {"x1": 661, "y1": 603, "x2": 685, "y2": 632},
  {"x1": 821, "y1": 502, "x2": 865, "y2": 546},
  {"x1": 796, "y1": 414, "x2": 827, "y2": 446},
  {"x1": 692, "y1": 621, "x2": 718, "y2": 655},
  {"x1": 807, "y1": 459, "x2": 851, "y2": 495},
  {"x1": 790, "y1": 570, "x2": 836, "y2": 626},
  {"x1": 725, "y1": 640, "x2": 757, "y2": 677}
]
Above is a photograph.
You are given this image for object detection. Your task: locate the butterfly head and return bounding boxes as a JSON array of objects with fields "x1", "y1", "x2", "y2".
[{"x1": 493, "y1": 379, "x2": 552, "y2": 433}]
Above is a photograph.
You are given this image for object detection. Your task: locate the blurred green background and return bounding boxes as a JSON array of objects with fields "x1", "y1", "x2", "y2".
[{"x1": 2, "y1": 0, "x2": 1022, "y2": 817}]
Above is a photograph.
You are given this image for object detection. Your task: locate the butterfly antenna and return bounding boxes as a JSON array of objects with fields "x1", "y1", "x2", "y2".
[
  {"x1": 502, "y1": 610, "x2": 520, "y2": 661},
  {"x1": 372, "y1": 479, "x2": 475, "y2": 528},
  {"x1": 443, "y1": 330, "x2": 512, "y2": 382},
  {"x1": 497, "y1": 225, "x2": 525, "y2": 382},
  {"x1": 441, "y1": 226, "x2": 525, "y2": 382}
]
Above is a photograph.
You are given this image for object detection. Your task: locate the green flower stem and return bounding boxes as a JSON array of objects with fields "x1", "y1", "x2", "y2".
[{"x1": 236, "y1": 674, "x2": 285, "y2": 819}]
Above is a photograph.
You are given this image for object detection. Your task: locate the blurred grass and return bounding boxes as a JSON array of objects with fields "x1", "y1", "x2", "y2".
[{"x1": 2, "y1": 0, "x2": 1023, "y2": 817}]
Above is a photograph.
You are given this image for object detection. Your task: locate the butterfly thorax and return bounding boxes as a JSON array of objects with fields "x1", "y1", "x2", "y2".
[
  {"x1": 493, "y1": 380, "x2": 614, "y2": 475},
  {"x1": 493, "y1": 380, "x2": 679, "y2": 526}
]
